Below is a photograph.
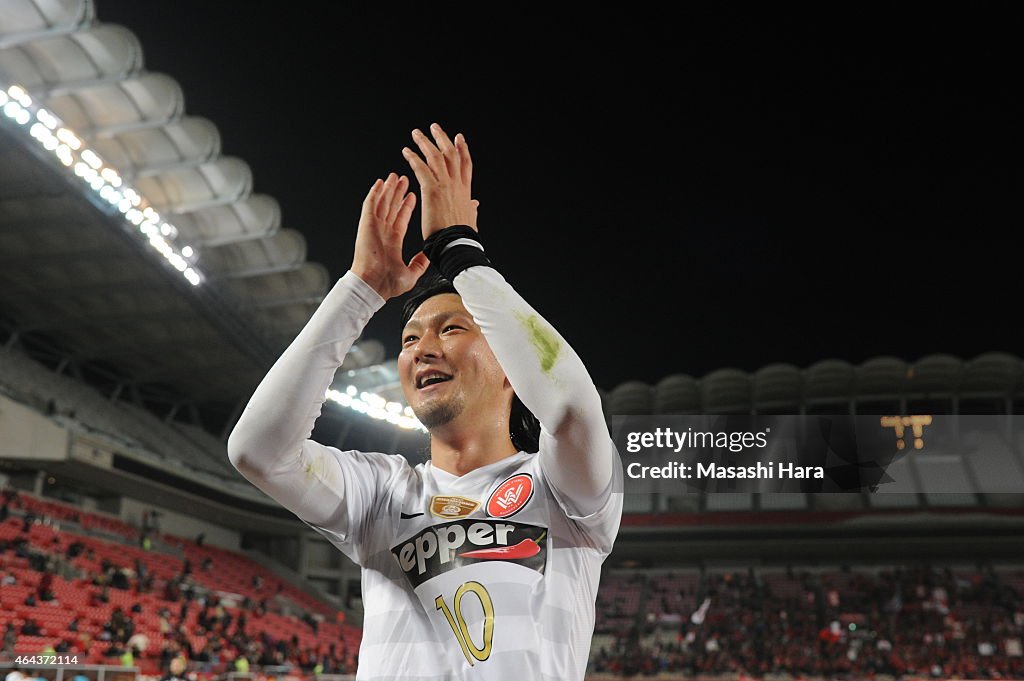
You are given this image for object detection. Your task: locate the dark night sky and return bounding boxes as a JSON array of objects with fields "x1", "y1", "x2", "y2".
[{"x1": 92, "y1": 3, "x2": 1021, "y2": 391}]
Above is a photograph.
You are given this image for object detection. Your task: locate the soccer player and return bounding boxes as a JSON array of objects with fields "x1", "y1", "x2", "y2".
[{"x1": 227, "y1": 123, "x2": 622, "y2": 679}]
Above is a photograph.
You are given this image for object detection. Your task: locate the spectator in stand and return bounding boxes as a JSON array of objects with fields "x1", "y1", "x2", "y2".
[
  {"x1": 127, "y1": 631, "x2": 149, "y2": 655},
  {"x1": 37, "y1": 570, "x2": 54, "y2": 602},
  {"x1": 159, "y1": 611, "x2": 172, "y2": 634},
  {"x1": 21, "y1": 618, "x2": 41, "y2": 636},
  {"x1": 236, "y1": 611, "x2": 247, "y2": 634},
  {"x1": 106, "y1": 606, "x2": 130, "y2": 643},
  {"x1": 68, "y1": 617, "x2": 79, "y2": 632},
  {"x1": 161, "y1": 656, "x2": 187, "y2": 681},
  {"x1": 164, "y1": 578, "x2": 180, "y2": 603},
  {"x1": 195, "y1": 642, "x2": 212, "y2": 664},
  {"x1": 194, "y1": 532, "x2": 205, "y2": 547},
  {"x1": 0, "y1": 571, "x2": 15, "y2": 586},
  {"x1": 3, "y1": 623, "x2": 16, "y2": 654},
  {"x1": 111, "y1": 567, "x2": 130, "y2": 590},
  {"x1": 27, "y1": 551, "x2": 45, "y2": 572}
]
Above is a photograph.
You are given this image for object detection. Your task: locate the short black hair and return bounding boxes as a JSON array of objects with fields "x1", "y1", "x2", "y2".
[{"x1": 401, "y1": 272, "x2": 540, "y2": 453}]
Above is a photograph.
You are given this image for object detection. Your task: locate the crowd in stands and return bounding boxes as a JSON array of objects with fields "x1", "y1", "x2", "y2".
[
  {"x1": 0, "y1": 487, "x2": 359, "y2": 677},
  {"x1": 590, "y1": 564, "x2": 1024, "y2": 678},
  {"x1": 6, "y1": 485, "x2": 1024, "y2": 680}
]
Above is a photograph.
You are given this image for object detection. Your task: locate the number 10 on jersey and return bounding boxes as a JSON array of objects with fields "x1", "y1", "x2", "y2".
[{"x1": 435, "y1": 581, "x2": 494, "y2": 664}]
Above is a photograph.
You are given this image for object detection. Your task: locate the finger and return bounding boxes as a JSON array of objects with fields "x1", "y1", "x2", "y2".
[
  {"x1": 402, "y1": 146, "x2": 435, "y2": 185},
  {"x1": 364, "y1": 179, "x2": 387, "y2": 222},
  {"x1": 384, "y1": 176, "x2": 409, "y2": 225},
  {"x1": 393, "y1": 192, "x2": 417, "y2": 236},
  {"x1": 411, "y1": 128, "x2": 446, "y2": 180},
  {"x1": 406, "y1": 251, "x2": 430, "y2": 279},
  {"x1": 361, "y1": 178, "x2": 384, "y2": 213},
  {"x1": 430, "y1": 123, "x2": 460, "y2": 180},
  {"x1": 455, "y1": 133, "x2": 473, "y2": 186},
  {"x1": 376, "y1": 173, "x2": 399, "y2": 220}
]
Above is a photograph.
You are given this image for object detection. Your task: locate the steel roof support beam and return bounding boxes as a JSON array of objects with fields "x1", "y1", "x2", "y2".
[
  {"x1": 122, "y1": 156, "x2": 218, "y2": 180},
  {"x1": 247, "y1": 294, "x2": 324, "y2": 310},
  {"x1": 15, "y1": 277, "x2": 172, "y2": 299},
  {"x1": 40, "y1": 73, "x2": 143, "y2": 97},
  {"x1": 220, "y1": 397, "x2": 247, "y2": 442},
  {"x1": 74, "y1": 337, "x2": 223, "y2": 362},
  {"x1": 0, "y1": 248, "x2": 126, "y2": 270},
  {"x1": 149, "y1": 193, "x2": 247, "y2": 215},
  {"x1": 0, "y1": 216, "x2": 99, "y2": 233},
  {"x1": 0, "y1": 18, "x2": 92, "y2": 49},
  {"x1": 131, "y1": 359, "x2": 253, "y2": 383},
  {"x1": 18, "y1": 307, "x2": 194, "y2": 334},
  {"x1": 82, "y1": 116, "x2": 181, "y2": 139},
  {"x1": 211, "y1": 262, "x2": 305, "y2": 281},
  {"x1": 184, "y1": 230, "x2": 276, "y2": 249}
]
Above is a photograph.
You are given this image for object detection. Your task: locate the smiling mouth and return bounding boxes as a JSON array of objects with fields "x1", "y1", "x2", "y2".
[{"x1": 416, "y1": 374, "x2": 454, "y2": 390}]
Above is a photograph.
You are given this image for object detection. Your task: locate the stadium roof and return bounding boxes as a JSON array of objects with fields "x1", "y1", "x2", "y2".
[
  {"x1": 605, "y1": 352, "x2": 1024, "y2": 415},
  {"x1": 0, "y1": 0, "x2": 384, "y2": 432}
]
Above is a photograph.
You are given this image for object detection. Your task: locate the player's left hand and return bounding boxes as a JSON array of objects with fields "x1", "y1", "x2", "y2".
[{"x1": 402, "y1": 123, "x2": 479, "y2": 239}]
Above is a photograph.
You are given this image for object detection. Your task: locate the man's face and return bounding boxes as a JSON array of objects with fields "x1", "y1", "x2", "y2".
[{"x1": 398, "y1": 293, "x2": 511, "y2": 430}]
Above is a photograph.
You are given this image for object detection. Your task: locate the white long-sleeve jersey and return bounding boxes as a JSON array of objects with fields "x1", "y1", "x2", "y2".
[{"x1": 227, "y1": 265, "x2": 623, "y2": 680}]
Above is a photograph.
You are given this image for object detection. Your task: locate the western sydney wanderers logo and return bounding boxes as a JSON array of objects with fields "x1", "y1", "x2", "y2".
[
  {"x1": 486, "y1": 473, "x2": 534, "y2": 518},
  {"x1": 430, "y1": 495, "x2": 480, "y2": 519}
]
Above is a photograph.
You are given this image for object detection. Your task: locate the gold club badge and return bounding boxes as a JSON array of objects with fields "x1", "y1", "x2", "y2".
[{"x1": 430, "y1": 495, "x2": 480, "y2": 519}]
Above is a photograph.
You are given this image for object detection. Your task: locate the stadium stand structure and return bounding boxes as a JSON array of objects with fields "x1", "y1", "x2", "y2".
[
  {"x1": 0, "y1": 0, "x2": 386, "y2": 441},
  {"x1": 588, "y1": 564, "x2": 1024, "y2": 678},
  {"x1": 0, "y1": 489, "x2": 361, "y2": 676}
]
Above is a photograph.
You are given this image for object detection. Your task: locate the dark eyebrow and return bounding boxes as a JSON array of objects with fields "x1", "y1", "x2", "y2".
[{"x1": 402, "y1": 311, "x2": 471, "y2": 334}]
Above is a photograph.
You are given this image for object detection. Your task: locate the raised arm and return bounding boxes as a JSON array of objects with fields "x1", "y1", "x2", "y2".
[
  {"x1": 226, "y1": 175, "x2": 427, "y2": 533},
  {"x1": 403, "y1": 124, "x2": 616, "y2": 516}
]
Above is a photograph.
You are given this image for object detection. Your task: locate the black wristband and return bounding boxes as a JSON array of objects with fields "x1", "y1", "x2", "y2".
[{"x1": 422, "y1": 225, "x2": 492, "y2": 280}]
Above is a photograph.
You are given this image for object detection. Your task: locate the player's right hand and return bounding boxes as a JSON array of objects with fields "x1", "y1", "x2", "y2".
[{"x1": 350, "y1": 173, "x2": 430, "y2": 300}]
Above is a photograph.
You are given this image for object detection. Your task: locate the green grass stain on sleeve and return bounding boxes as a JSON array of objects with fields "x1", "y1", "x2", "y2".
[
  {"x1": 303, "y1": 456, "x2": 324, "y2": 481},
  {"x1": 515, "y1": 311, "x2": 561, "y2": 374}
]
